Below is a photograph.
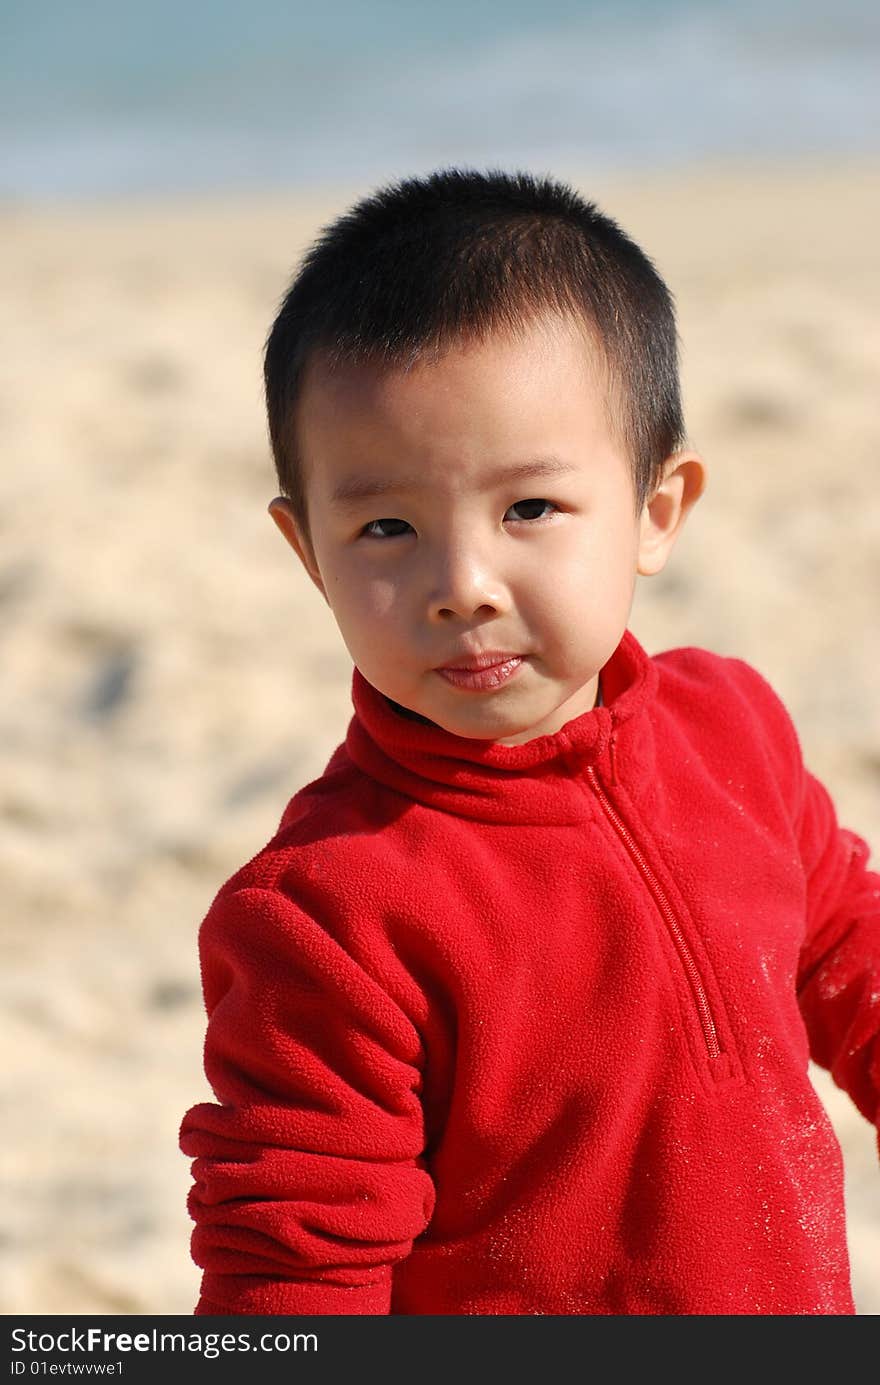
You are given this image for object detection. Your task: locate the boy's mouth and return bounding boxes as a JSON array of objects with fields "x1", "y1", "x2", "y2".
[{"x1": 435, "y1": 654, "x2": 524, "y2": 691}]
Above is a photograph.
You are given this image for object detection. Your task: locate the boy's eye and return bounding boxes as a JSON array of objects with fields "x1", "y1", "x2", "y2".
[
  {"x1": 505, "y1": 498, "x2": 557, "y2": 522},
  {"x1": 360, "y1": 517, "x2": 413, "y2": 539}
]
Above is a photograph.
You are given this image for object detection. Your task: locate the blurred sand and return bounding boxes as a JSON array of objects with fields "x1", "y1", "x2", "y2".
[{"x1": 1, "y1": 159, "x2": 878, "y2": 1315}]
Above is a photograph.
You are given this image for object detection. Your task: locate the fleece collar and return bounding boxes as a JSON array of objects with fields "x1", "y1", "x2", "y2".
[{"x1": 343, "y1": 628, "x2": 658, "y2": 823}]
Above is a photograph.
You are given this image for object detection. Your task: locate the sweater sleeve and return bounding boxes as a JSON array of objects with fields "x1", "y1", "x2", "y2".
[
  {"x1": 178, "y1": 882, "x2": 435, "y2": 1315},
  {"x1": 793, "y1": 765, "x2": 880, "y2": 1133},
  {"x1": 729, "y1": 656, "x2": 880, "y2": 1134}
]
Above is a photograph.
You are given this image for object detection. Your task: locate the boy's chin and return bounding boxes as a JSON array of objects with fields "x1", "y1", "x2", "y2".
[
  {"x1": 384, "y1": 692, "x2": 528, "y2": 742},
  {"x1": 427, "y1": 702, "x2": 547, "y2": 745},
  {"x1": 377, "y1": 672, "x2": 577, "y2": 744}
]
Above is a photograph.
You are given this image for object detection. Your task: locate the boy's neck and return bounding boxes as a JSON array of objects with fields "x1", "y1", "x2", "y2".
[{"x1": 385, "y1": 699, "x2": 435, "y2": 727}]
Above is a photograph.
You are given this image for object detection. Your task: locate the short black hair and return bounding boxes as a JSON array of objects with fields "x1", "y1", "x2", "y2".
[{"x1": 264, "y1": 166, "x2": 685, "y2": 548}]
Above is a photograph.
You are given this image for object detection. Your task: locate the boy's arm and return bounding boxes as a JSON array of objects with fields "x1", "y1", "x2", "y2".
[
  {"x1": 179, "y1": 881, "x2": 435, "y2": 1315},
  {"x1": 731, "y1": 657, "x2": 880, "y2": 1136},
  {"x1": 793, "y1": 766, "x2": 880, "y2": 1132}
]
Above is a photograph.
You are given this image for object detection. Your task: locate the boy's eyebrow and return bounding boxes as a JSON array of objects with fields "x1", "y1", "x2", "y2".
[{"x1": 329, "y1": 456, "x2": 579, "y2": 507}]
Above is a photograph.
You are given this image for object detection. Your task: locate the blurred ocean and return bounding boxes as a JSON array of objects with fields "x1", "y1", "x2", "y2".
[{"x1": 2, "y1": 0, "x2": 879, "y2": 200}]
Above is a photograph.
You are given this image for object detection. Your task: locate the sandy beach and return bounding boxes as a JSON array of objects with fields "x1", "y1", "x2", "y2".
[{"x1": 1, "y1": 157, "x2": 878, "y2": 1315}]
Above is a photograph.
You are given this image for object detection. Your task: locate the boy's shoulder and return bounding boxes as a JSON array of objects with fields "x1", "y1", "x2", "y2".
[
  {"x1": 207, "y1": 744, "x2": 430, "y2": 912},
  {"x1": 652, "y1": 641, "x2": 796, "y2": 718},
  {"x1": 651, "y1": 640, "x2": 805, "y2": 782}
]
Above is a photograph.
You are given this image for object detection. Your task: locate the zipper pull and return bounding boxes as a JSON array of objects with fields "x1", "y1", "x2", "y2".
[{"x1": 609, "y1": 728, "x2": 619, "y2": 786}]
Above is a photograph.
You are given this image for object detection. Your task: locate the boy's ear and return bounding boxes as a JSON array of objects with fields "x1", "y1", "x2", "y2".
[
  {"x1": 637, "y1": 451, "x2": 707, "y2": 577},
  {"x1": 267, "y1": 497, "x2": 328, "y2": 602}
]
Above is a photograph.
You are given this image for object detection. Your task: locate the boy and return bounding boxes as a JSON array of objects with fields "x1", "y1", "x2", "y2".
[{"x1": 179, "y1": 168, "x2": 879, "y2": 1315}]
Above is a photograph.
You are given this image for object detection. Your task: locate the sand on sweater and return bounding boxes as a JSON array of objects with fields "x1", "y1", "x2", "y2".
[{"x1": 1, "y1": 158, "x2": 878, "y2": 1315}]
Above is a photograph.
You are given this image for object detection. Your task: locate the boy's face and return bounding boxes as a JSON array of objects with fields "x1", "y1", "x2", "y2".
[{"x1": 270, "y1": 313, "x2": 703, "y2": 745}]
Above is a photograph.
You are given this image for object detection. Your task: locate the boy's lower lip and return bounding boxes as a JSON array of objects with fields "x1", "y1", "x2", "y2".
[{"x1": 435, "y1": 657, "x2": 524, "y2": 691}]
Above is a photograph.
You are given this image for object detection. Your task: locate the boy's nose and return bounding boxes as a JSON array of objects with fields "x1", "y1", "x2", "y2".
[{"x1": 425, "y1": 542, "x2": 508, "y2": 622}]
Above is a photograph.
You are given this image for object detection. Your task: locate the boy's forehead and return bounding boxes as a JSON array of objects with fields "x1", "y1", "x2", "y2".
[
  {"x1": 295, "y1": 317, "x2": 634, "y2": 511},
  {"x1": 300, "y1": 349, "x2": 395, "y2": 415},
  {"x1": 300, "y1": 313, "x2": 609, "y2": 421}
]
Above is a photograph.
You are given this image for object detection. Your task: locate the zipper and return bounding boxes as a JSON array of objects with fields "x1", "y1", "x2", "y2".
[{"x1": 584, "y1": 763, "x2": 723, "y2": 1062}]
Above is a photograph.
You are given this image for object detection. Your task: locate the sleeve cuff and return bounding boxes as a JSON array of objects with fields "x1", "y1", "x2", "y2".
[{"x1": 194, "y1": 1272, "x2": 392, "y2": 1316}]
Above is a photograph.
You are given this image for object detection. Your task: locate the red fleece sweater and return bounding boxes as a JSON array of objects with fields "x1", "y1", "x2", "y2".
[{"x1": 180, "y1": 629, "x2": 880, "y2": 1315}]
